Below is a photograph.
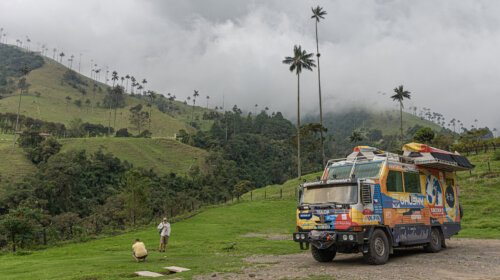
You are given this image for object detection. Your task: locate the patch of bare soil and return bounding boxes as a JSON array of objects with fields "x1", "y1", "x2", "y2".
[
  {"x1": 241, "y1": 233, "x2": 291, "y2": 241},
  {"x1": 195, "y1": 238, "x2": 500, "y2": 280}
]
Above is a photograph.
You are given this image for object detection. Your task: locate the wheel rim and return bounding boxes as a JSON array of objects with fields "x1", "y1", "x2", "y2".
[
  {"x1": 374, "y1": 237, "x2": 385, "y2": 256},
  {"x1": 431, "y1": 230, "x2": 439, "y2": 246}
]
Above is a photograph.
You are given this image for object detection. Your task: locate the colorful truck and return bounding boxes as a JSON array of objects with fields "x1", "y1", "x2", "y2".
[{"x1": 292, "y1": 143, "x2": 474, "y2": 265}]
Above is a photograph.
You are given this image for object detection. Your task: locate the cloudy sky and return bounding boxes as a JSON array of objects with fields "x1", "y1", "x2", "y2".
[{"x1": 1, "y1": 0, "x2": 499, "y2": 131}]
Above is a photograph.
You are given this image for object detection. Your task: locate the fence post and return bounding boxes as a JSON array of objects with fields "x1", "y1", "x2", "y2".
[
  {"x1": 280, "y1": 189, "x2": 282, "y2": 199},
  {"x1": 488, "y1": 161, "x2": 491, "y2": 172},
  {"x1": 251, "y1": 191, "x2": 252, "y2": 201},
  {"x1": 192, "y1": 201, "x2": 194, "y2": 211},
  {"x1": 264, "y1": 190, "x2": 266, "y2": 199}
]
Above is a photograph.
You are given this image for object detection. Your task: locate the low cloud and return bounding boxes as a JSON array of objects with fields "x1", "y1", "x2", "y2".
[{"x1": 1, "y1": 0, "x2": 499, "y2": 131}]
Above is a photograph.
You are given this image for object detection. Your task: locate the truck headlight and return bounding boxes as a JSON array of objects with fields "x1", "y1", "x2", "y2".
[
  {"x1": 295, "y1": 233, "x2": 300, "y2": 240},
  {"x1": 342, "y1": 234, "x2": 347, "y2": 241},
  {"x1": 300, "y1": 233, "x2": 306, "y2": 240},
  {"x1": 349, "y1": 234, "x2": 354, "y2": 241}
]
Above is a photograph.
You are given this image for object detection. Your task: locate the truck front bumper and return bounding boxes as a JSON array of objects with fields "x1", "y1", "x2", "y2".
[{"x1": 293, "y1": 230, "x2": 364, "y2": 250}]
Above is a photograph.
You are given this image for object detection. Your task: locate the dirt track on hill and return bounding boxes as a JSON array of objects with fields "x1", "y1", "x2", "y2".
[{"x1": 195, "y1": 238, "x2": 500, "y2": 280}]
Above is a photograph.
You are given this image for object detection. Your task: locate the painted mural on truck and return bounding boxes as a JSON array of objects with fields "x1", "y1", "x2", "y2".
[{"x1": 296, "y1": 164, "x2": 460, "y2": 230}]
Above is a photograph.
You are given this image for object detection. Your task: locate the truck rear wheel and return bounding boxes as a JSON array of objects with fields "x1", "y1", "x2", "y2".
[
  {"x1": 311, "y1": 245, "x2": 336, "y2": 262},
  {"x1": 363, "y1": 229, "x2": 390, "y2": 265},
  {"x1": 424, "y1": 227, "x2": 442, "y2": 253}
]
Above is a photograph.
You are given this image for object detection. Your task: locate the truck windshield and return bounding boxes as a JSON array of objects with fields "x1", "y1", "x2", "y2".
[
  {"x1": 325, "y1": 161, "x2": 382, "y2": 180},
  {"x1": 303, "y1": 185, "x2": 358, "y2": 205}
]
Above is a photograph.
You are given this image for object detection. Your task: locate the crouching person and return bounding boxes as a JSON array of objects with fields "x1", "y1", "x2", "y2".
[{"x1": 132, "y1": 238, "x2": 148, "y2": 262}]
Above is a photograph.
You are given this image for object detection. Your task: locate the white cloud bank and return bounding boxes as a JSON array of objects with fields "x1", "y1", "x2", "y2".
[{"x1": 0, "y1": 0, "x2": 499, "y2": 131}]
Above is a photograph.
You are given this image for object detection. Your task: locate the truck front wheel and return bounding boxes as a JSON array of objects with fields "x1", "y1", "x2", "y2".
[
  {"x1": 363, "y1": 229, "x2": 390, "y2": 265},
  {"x1": 311, "y1": 245, "x2": 336, "y2": 262}
]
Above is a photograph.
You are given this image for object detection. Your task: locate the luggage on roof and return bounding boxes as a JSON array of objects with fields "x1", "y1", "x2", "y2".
[{"x1": 402, "y1": 142, "x2": 474, "y2": 171}]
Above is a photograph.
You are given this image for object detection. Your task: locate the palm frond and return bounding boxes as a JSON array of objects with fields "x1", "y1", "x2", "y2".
[
  {"x1": 311, "y1": 6, "x2": 327, "y2": 22},
  {"x1": 283, "y1": 45, "x2": 316, "y2": 74}
]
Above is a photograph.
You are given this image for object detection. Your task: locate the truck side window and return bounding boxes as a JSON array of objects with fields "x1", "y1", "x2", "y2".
[
  {"x1": 404, "y1": 172, "x2": 421, "y2": 193},
  {"x1": 387, "y1": 170, "x2": 404, "y2": 192}
]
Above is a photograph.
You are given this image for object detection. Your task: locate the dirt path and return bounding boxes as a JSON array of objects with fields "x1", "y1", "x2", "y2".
[{"x1": 196, "y1": 238, "x2": 500, "y2": 280}]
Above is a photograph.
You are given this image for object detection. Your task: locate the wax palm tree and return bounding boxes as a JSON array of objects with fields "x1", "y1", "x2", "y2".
[
  {"x1": 12, "y1": 66, "x2": 31, "y2": 153},
  {"x1": 68, "y1": 54, "x2": 74, "y2": 69},
  {"x1": 59, "y1": 52, "x2": 65, "y2": 63},
  {"x1": 94, "y1": 69, "x2": 101, "y2": 82},
  {"x1": 141, "y1": 79, "x2": 147, "y2": 95},
  {"x1": 283, "y1": 45, "x2": 316, "y2": 180},
  {"x1": 390, "y1": 85, "x2": 411, "y2": 146},
  {"x1": 192, "y1": 90, "x2": 199, "y2": 121},
  {"x1": 206, "y1": 95, "x2": 210, "y2": 109},
  {"x1": 120, "y1": 76, "x2": 124, "y2": 86},
  {"x1": 349, "y1": 130, "x2": 363, "y2": 143},
  {"x1": 125, "y1": 75, "x2": 130, "y2": 92},
  {"x1": 148, "y1": 91, "x2": 157, "y2": 130},
  {"x1": 130, "y1": 76, "x2": 136, "y2": 94},
  {"x1": 311, "y1": 5, "x2": 327, "y2": 166},
  {"x1": 111, "y1": 71, "x2": 118, "y2": 87}
]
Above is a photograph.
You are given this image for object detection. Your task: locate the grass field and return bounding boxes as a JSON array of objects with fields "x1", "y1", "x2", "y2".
[
  {"x1": 59, "y1": 137, "x2": 208, "y2": 176},
  {"x1": 0, "y1": 135, "x2": 208, "y2": 186},
  {"x1": 0, "y1": 55, "x2": 217, "y2": 137},
  {"x1": 456, "y1": 150, "x2": 500, "y2": 238},
  {"x1": 0, "y1": 199, "x2": 299, "y2": 280},
  {"x1": 0, "y1": 151, "x2": 497, "y2": 279},
  {"x1": 0, "y1": 135, "x2": 37, "y2": 186}
]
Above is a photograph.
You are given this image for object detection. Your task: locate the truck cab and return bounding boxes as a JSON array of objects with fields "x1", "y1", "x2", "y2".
[{"x1": 293, "y1": 144, "x2": 473, "y2": 265}]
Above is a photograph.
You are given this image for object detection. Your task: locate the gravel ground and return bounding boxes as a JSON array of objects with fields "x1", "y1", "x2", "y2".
[{"x1": 195, "y1": 238, "x2": 500, "y2": 280}]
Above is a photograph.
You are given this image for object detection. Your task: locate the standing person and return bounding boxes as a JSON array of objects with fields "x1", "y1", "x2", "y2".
[
  {"x1": 157, "y1": 217, "x2": 171, "y2": 253},
  {"x1": 132, "y1": 238, "x2": 148, "y2": 263}
]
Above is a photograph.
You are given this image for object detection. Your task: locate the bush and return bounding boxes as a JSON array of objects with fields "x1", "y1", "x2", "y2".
[
  {"x1": 28, "y1": 137, "x2": 62, "y2": 164},
  {"x1": 413, "y1": 127, "x2": 435, "y2": 143},
  {"x1": 115, "y1": 128, "x2": 131, "y2": 137},
  {"x1": 494, "y1": 150, "x2": 500, "y2": 161},
  {"x1": 137, "y1": 129, "x2": 152, "y2": 138}
]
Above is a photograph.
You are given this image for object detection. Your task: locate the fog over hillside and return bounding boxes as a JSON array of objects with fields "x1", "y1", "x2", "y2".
[{"x1": 1, "y1": 0, "x2": 499, "y2": 131}]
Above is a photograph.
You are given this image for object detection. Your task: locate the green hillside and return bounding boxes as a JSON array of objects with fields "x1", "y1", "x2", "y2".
[
  {"x1": 0, "y1": 44, "x2": 216, "y2": 137},
  {"x1": 0, "y1": 135, "x2": 36, "y2": 187},
  {"x1": 0, "y1": 135, "x2": 208, "y2": 185},
  {"x1": 59, "y1": 137, "x2": 208, "y2": 176},
  {"x1": 0, "y1": 150, "x2": 496, "y2": 279}
]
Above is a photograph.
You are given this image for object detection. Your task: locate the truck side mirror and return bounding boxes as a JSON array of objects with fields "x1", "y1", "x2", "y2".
[{"x1": 361, "y1": 184, "x2": 372, "y2": 204}]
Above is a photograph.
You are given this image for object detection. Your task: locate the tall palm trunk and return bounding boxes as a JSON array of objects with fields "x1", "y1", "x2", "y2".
[
  {"x1": 149, "y1": 106, "x2": 152, "y2": 130},
  {"x1": 12, "y1": 87, "x2": 23, "y2": 153},
  {"x1": 297, "y1": 73, "x2": 301, "y2": 180},
  {"x1": 315, "y1": 20, "x2": 326, "y2": 167},
  {"x1": 400, "y1": 101, "x2": 403, "y2": 147}
]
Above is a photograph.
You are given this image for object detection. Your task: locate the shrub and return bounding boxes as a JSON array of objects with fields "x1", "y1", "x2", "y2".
[
  {"x1": 137, "y1": 129, "x2": 152, "y2": 138},
  {"x1": 494, "y1": 150, "x2": 500, "y2": 161},
  {"x1": 115, "y1": 128, "x2": 131, "y2": 137},
  {"x1": 413, "y1": 127, "x2": 435, "y2": 143}
]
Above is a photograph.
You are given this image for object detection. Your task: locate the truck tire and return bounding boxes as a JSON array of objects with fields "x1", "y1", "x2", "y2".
[
  {"x1": 311, "y1": 245, "x2": 336, "y2": 262},
  {"x1": 424, "y1": 227, "x2": 442, "y2": 253},
  {"x1": 363, "y1": 229, "x2": 390, "y2": 265}
]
